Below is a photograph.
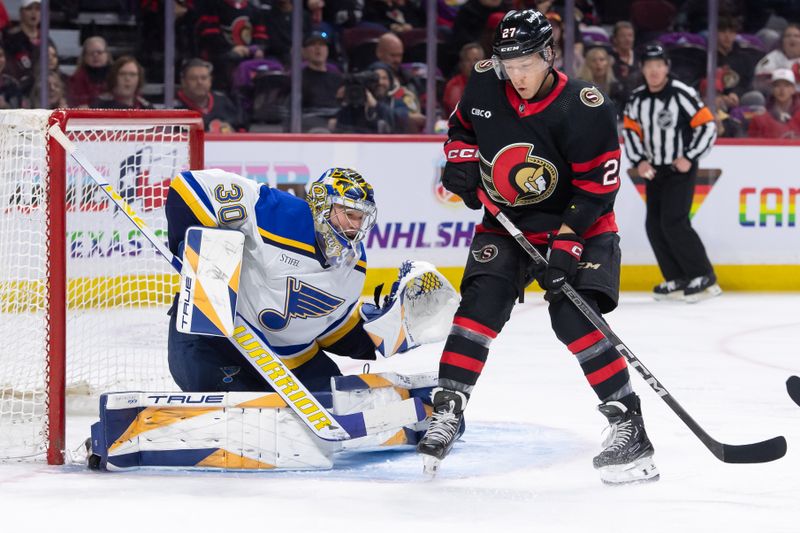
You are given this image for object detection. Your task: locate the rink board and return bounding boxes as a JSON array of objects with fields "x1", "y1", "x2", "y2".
[{"x1": 204, "y1": 136, "x2": 800, "y2": 291}]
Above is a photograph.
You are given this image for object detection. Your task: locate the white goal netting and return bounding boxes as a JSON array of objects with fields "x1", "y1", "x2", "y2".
[{"x1": 0, "y1": 110, "x2": 201, "y2": 462}]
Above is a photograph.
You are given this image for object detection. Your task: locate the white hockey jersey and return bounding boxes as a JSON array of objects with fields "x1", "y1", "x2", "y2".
[{"x1": 168, "y1": 169, "x2": 367, "y2": 370}]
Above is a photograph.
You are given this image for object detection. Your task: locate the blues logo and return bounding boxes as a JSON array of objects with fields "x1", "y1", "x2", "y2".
[{"x1": 259, "y1": 277, "x2": 345, "y2": 331}]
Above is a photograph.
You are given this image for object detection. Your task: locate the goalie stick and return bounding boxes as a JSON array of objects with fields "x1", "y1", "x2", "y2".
[
  {"x1": 48, "y1": 124, "x2": 427, "y2": 442},
  {"x1": 787, "y1": 376, "x2": 800, "y2": 407},
  {"x1": 477, "y1": 188, "x2": 786, "y2": 464}
]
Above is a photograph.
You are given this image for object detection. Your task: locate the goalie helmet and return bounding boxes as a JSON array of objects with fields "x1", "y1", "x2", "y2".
[{"x1": 307, "y1": 168, "x2": 377, "y2": 268}]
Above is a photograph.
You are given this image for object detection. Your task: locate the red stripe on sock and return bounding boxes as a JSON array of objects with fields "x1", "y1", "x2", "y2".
[
  {"x1": 567, "y1": 330, "x2": 605, "y2": 354},
  {"x1": 585, "y1": 357, "x2": 627, "y2": 386},
  {"x1": 441, "y1": 351, "x2": 485, "y2": 373},
  {"x1": 453, "y1": 316, "x2": 498, "y2": 339}
]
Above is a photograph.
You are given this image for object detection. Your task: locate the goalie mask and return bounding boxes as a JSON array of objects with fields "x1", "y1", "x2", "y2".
[{"x1": 307, "y1": 168, "x2": 377, "y2": 268}]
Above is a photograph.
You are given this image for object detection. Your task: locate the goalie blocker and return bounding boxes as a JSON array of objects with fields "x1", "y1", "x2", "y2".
[{"x1": 89, "y1": 372, "x2": 437, "y2": 471}]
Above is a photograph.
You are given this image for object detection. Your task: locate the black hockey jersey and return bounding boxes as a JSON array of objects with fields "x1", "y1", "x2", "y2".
[
  {"x1": 447, "y1": 62, "x2": 621, "y2": 242},
  {"x1": 195, "y1": 0, "x2": 268, "y2": 56}
]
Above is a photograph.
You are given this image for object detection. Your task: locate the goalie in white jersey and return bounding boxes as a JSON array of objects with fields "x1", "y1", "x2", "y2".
[{"x1": 165, "y1": 167, "x2": 454, "y2": 393}]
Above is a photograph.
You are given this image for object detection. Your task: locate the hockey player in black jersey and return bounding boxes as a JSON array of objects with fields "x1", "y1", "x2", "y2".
[{"x1": 416, "y1": 9, "x2": 659, "y2": 484}]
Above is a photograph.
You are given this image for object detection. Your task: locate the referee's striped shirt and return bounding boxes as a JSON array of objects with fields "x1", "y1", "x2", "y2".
[{"x1": 622, "y1": 78, "x2": 717, "y2": 167}]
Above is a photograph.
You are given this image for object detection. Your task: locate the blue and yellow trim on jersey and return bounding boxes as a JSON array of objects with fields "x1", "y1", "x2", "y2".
[
  {"x1": 318, "y1": 301, "x2": 363, "y2": 348},
  {"x1": 170, "y1": 171, "x2": 218, "y2": 227},
  {"x1": 354, "y1": 247, "x2": 367, "y2": 274},
  {"x1": 254, "y1": 187, "x2": 320, "y2": 260}
]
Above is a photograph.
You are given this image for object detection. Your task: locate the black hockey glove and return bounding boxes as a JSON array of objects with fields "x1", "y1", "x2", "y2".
[
  {"x1": 542, "y1": 233, "x2": 585, "y2": 291},
  {"x1": 442, "y1": 140, "x2": 481, "y2": 210}
]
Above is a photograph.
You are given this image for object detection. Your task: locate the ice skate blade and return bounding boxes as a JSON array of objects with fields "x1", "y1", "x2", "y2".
[
  {"x1": 421, "y1": 454, "x2": 442, "y2": 478},
  {"x1": 684, "y1": 284, "x2": 722, "y2": 304},
  {"x1": 653, "y1": 292, "x2": 685, "y2": 302},
  {"x1": 597, "y1": 456, "x2": 660, "y2": 485}
]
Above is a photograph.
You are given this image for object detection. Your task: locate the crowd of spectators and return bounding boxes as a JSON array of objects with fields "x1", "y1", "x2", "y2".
[{"x1": 3, "y1": 0, "x2": 800, "y2": 138}]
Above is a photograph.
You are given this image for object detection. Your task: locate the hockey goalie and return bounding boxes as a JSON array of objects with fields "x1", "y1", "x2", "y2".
[{"x1": 88, "y1": 167, "x2": 460, "y2": 471}]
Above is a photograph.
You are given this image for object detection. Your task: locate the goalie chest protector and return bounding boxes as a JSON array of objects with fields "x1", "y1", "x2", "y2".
[{"x1": 168, "y1": 169, "x2": 366, "y2": 359}]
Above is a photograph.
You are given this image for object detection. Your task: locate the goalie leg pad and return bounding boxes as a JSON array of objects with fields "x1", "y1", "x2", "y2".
[
  {"x1": 362, "y1": 261, "x2": 460, "y2": 357},
  {"x1": 332, "y1": 371, "x2": 438, "y2": 450},
  {"x1": 90, "y1": 392, "x2": 336, "y2": 471}
]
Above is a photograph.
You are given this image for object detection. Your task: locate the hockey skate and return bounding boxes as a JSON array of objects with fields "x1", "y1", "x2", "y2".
[
  {"x1": 593, "y1": 395, "x2": 659, "y2": 485},
  {"x1": 417, "y1": 388, "x2": 466, "y2": 477},
  {"x1": 683, "y1": 274, "x2": 722, "y2": 303},
  {"x1": 652, "y1": 279, "x2": 686, "y2": 301}
]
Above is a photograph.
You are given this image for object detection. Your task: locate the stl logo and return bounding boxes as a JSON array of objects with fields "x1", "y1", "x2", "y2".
[{"x1": 627, "y1": 168, "x2": 722, "y2": 219}]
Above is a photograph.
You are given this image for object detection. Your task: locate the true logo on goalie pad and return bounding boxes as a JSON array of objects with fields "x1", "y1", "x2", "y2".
[{"x1": 472, "y1": 244, "x2": 499, "y2": 263}]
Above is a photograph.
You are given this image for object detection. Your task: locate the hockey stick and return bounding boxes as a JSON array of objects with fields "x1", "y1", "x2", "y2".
[
  {"x1": 476, "y1": 188, "x2": 786, "y2": 464},
  {"x1": 787, "y1": 376, "x2": 800, "y2": 407},
  {"x1": 48, "y1": 124, "x2": 426, "y2": 442}
]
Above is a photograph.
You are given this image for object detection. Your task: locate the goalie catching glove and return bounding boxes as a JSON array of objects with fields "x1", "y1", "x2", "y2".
[{"x1": 361, "y1": 260, "x2": 460, "y2": 357}]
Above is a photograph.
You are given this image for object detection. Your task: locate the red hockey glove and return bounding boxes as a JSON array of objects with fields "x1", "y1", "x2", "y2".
[
  {"x1": 442, "y1": 140, "x2": 481, "y2": 210},
  {"x1": 542, "y1": 233, "x2": 585, "y2": 291}
]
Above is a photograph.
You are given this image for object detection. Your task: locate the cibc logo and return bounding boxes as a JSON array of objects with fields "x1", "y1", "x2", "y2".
[{"x1": 471, "y1": 108, "x2": 492, "y2": 119}]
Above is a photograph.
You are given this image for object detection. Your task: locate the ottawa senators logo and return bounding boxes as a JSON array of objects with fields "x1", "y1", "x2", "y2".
[
  {"x1": 479, "y1": 143, "x2": 558, "y2": 206},
  {"x1": 471, "y1": 244, "x2": 498, "y2": 263},
  {"x1": 229, "y1": 16, "x2": 253, "y2": 46}
]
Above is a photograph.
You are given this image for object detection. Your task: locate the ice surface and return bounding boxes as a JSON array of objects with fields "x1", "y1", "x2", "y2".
[{"x1": 1, "y1": 293, "x2": 798, "y2": 532}]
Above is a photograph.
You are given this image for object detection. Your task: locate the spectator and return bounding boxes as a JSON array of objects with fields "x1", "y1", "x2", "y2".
[
  {"x1": 3, "y1": 0, "x2": 42, "y2": 94},
  {"x1": 577, "y1": 46, "x2": 627, "y2": 117},
  {"x1": 47, "y1": 43, "x2": 69, "y2": 89},
  {"x1": 67, "y1": 37, "x2": 112, "y2": 108},
  {"x1": 176, "y1": 58, "x2": 244, "y2": 133},
  {"x1": 374, "y1": 31, "x2": 426, "y2": 101},
  {"x1": 332, "y1": 71, "x2": 393, "y2": 133},
  {"x1": 547, "y1": 11, "x2": 583, "y2": 74},
  {"x1": 138, "y1": 0, "x2": 197, "y2": 83},
  {"x1": 0, "y1": 1, "x2": 8, "y2": 32},
  {"x1": 363, "y1": 0, "x2": 424, "y2": 33},
  {"x1": 93, "y1": 56, "x2": 153, "y2": 110},
  {"x1": 0, "y1": 45, "x2": 22, "y2": 109},
  {"x1": 266, "y1": 0, "x2": 311, "y2": 66},
  {"x1": 748, "y1": 68, "x2": 800, "y2": 138},
  {"x1": 719, "y1": 90, "x2": 764, "y2": 138},
  {"x1": 27, "y1": 70, "x2": 67, "y2": 109},
  {"x1": 754, "y1": 23, "x2": 800, "y2": 94},
  {"x1": 716, "y1": 17, "x2": 762, "y2": 97},
  {"x1": 322, "y1": 0, "x2": 365, "y2": 29},
  {"x1": 195, "y1": 0, "x2": 269, "y2": 91},
  {"x1": 301, "y1": 31, "x2": 343, "y2": 130},
  {"x1": 610, "y1": 21, "x2": 639, "y2": 89},
  {"x1": 371, "y1": 60, "x2": 425, "y2": 132},
  {"x1": 447, "y1": 0, "x2": 506, "y2": 74},
  {"x1": 375, "y1": 33, "x2": 407, "y2": 84},
  {"x1": 443, "y1": 42, "x2": 484, "y2": 116}
]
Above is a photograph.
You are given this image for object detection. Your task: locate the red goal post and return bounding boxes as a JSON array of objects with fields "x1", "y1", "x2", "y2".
[{"x1": 0, "y1": 109, "x2": 204, "y2": 464}]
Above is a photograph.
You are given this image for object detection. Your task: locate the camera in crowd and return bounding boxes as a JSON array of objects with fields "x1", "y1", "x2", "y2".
[{"x1": 342, "y1": 71, "x2": 379, "y2": 107}]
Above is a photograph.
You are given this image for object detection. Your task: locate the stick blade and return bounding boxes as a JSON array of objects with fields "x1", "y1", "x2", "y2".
[
  {"x1": 718, "y1": 436, "x2": 787, "y2": 464},
  {"x1": 787, "y1": 376, "x2": 800, "y2": 407}
]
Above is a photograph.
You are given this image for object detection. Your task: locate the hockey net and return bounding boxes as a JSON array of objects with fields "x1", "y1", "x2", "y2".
[{"x1": 0, "y1": 109, "x2": 204, "y2": 464}]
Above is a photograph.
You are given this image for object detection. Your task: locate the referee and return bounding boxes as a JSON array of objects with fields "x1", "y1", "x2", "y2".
[{"x1": 622, "y1": 44, "x2": 721, "y2": 303}]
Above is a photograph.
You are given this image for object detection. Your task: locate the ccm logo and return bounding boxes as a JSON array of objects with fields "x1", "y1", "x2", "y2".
[
  {"x1": 447, "y1": 147, "x2": 477, "y2": 159},
  {"x1": 471, "y1": 108, "x2": 492, "y2": 119}
]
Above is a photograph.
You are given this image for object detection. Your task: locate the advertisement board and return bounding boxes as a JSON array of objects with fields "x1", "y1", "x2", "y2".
[{"x1": 206, "y1": 135, "x2": 800, "y2": 291}]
